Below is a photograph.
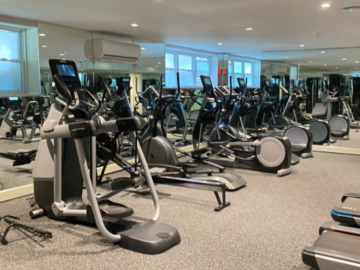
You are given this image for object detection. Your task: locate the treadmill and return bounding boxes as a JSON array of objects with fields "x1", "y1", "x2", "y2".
[
  {"x1": 331, "y1": 193, "x2": 360, "y2": 227},
  {"x1": 303, "y1": 223, "x2": 360, "y2": 269}
]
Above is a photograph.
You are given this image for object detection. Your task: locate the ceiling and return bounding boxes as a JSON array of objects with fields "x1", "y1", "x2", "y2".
[{"x1": 1, "y1": 0, "x2": 360, "y2": 69}]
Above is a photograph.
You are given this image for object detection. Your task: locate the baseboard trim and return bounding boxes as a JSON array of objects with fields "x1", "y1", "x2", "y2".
[
  {"x1": 1, "y1": 145, "x2": 199, "y2": 202},
  {"x1": 0, "y1": 184, "x2": 34, "y2": 203},
  {"x1": 313, "y1": 145, "x2": 360, "y2": 155}
]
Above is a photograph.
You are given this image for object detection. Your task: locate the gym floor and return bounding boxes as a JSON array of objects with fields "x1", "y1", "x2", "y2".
[{"x1": 1, "y1": 149, "x2": 359, "y2": 269}]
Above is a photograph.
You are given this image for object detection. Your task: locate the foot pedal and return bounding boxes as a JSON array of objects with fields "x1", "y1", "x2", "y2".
[
  {"x1": 149, "y1": 167, "x2": 166, "y2": 176},
  {"x1": 86, "y1": 199, "x2": 133, "y2": 222},
  {"x1": 111, "y1": 177, "x2": 145, "y2": 190}
]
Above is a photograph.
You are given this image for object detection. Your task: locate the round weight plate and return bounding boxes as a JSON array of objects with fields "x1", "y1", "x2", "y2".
[
  {"x1": 284, "y1": 127, "x2": 308, "y2": 152},
  {"x1": 309, "y1": 121, "x2": 328, "y2": 143},
  {"x1": 256, "y1": 137, "x2": 286, "y2": 168}
]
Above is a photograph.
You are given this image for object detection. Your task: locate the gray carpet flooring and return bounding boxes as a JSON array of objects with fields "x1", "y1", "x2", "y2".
[{"x1": 1, "y1": 151, "x2": 359, "y2": 270}]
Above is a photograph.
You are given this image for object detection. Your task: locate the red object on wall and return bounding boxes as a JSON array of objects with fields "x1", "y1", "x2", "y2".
[
  {"x1": 222, "y1": 70, "x2": 227, "y2": 75},
  {"x1": 217, "y1": 69, "x2": 221, "y2": 75}
]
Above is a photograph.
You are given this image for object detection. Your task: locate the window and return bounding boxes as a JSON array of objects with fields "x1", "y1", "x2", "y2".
[
  {"x1": 179, "y1": 55, "x2": 192, "y2": 70},
  {"x1": 234, "y1": 62, "x2": 242, "y2": 74},
  {"x1": 165, "y1": 53, "x2": 175, "y2": 69},
  {"x1": 245, "y1": 63, "x2": 252, "y2": 74},
  {"x1": 227, "y1": 58, "x2": 261, "y2": 88},
  {"x1": 196, "y1": 57, "x2": 209, "y2": 86},
  {"x1": 165, "y1": 48, "x2": 216, "y2": 88},
  {"x1": 0, "y1": 29, "x2": 23, "y2": 92}
]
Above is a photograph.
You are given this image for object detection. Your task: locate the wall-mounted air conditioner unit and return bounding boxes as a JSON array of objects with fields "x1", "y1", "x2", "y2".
[
  {"x1": 266, "y1": 65, "x2": 288, "y2": 75},
  {"x1": 84, "y1": 39, "x2": 141, "y2": 63}
]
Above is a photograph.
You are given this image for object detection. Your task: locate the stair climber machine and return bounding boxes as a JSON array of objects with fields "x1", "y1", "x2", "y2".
[
  {"x1": 312, "y1": 80, "x2": 350, "y2": 140},
  {"x1": 193, "y1": 75, "x2": 292, "y2": 176},
  {"x1": 246, "y1": 80, "x2": 312, "y2": 163},
  {"x1": 284, "y1": 82, "x2": 333, "y2": 145},
  {"x1": 97, "y1": 74, "x2": 239, "y2": 211},
  {"x1": 31, "y1": 59, "x2": 180, "y2": 254},
  {"x1": 141, "y1": 73, "x2": 246, "y2": 193}
]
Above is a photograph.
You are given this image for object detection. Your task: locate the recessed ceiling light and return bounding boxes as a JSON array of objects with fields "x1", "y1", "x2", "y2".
[
  {"x1": 300, "y1": 44, "x2": 305, "y2": 47},
  {"x1": 158, "y1": 62, "x2": 161, "y2": 64},
  {"x1": 309, "y1": 61, "x2": 312, "y2": 63},
  {"x1": 218, "y1": 43, "x2": 223, "y2": 45},
  {"x1": 321, "y1": 51, "x2": 325, "y2": 53},
  {"x1": 42, "y1": 45, "x2": 47, "y2": 48},
  {"x1": 39, "y1": 33, "x2": 46, "y2": 36},
  {"x1": 357, "y1": 61, "x2": 359, "y2": 63},
  {"x1": 156, "y1": 65, "x2": 159, "y2": 67},
  {"x1": 343, "y1": 58, "x2": 347, "y2": 61},
  {"x1": 324, "y1": 64, "x2": 327, "y2": 66},
  {"x1": 131, "y1": 23, "x2": 138, "y2": 27},
  {"x1": 60, "y1": 53, "x2": 64, "y2": 56},
  {"x1": 321, "y1": 3, "x2": 330, "y2": 8},
  {"x1": 245, "y1": 28, "x2": 253, "y2": 31},
  {"x1": 285, "y1": 56, "x2": 288, "y2": 58},
  {"x1": 62, "y1": 58, "x2": 66, "y2": 60},
  {"x1": 141, "y1": 47, "x2": 145, "y2": 50},
  {"x1": 336, "y1": 67, "x2": 338, "y2": 69}
]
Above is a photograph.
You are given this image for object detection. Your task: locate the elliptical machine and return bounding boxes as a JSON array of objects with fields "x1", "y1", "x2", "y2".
[
  {"x1": 312, "y1": 80, "x2": 350, "y2": 140},
  {"x1": 194, "y1": 75, "x2": 292, "y2": 176},
  {"x1": 255, "y1": 81, "x2": 313, "y2": 159},
  {"x1": 284, "y1": 82, "x2": 333, "y2": 145},
  {"x1": 96, "y1": 75, "x2": 234, "y2": 211},
  {"x1": 141, "y1": 73, "x2": 247, "y2": 191},
  {"x1": 32, "y1": 59, "x2": 180, "y2": 254},
  {"x1": 142, "y1": 85, "x2": 190, "y2": 146}
]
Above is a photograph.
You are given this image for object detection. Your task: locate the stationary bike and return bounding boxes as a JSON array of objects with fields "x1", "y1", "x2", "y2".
[{"x1": 194, "y1": 75, "x2": 292, "y2": 176}]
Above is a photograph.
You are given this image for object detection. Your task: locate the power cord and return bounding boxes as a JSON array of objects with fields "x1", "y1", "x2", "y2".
[{"x1": 26, "y1": 195, "x2": 37, "y2": 208}]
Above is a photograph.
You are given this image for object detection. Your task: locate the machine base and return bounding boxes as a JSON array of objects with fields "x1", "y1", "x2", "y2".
[{"x1": 118, "y1": 220, "x2": 181, "y2": 254}]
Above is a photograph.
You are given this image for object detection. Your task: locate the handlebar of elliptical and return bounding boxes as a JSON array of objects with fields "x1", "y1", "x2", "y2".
[{"x1": 98, "y1": 76, "x2": 112, "y2": 103}]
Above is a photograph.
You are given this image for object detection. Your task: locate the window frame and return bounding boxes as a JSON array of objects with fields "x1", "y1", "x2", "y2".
[
  {"x1": 0, "y1": 25, "x2": 27, "y2": 93},
  {"x1": 165, "y1": 48, "x2": 212, "y2": 88},
  {"x1": 228, "y1": 57, "x2": 260, "y2": 88}
]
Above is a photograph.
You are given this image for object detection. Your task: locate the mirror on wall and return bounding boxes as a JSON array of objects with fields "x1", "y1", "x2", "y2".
[
  {"x1": 1, "y1": 23, "x2": 94, "y2": 191},
  {"x1": 0, "y1": 22, "x2": 169, "y2": 192},
  {"x1": 259, "y1": 47, "x2": 360, "y2": 152}
]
